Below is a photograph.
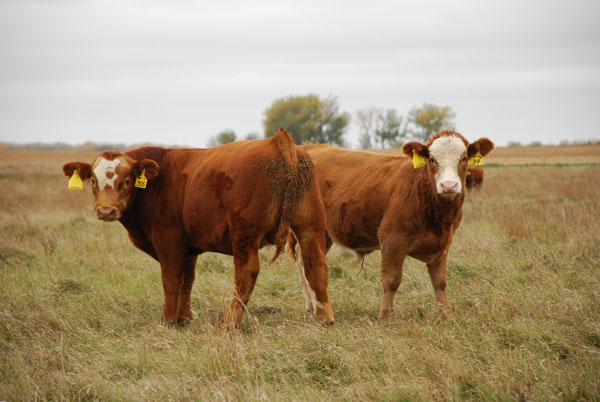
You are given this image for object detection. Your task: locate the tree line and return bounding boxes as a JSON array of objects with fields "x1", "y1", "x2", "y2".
[{"x1": 209, "y1": 94, "x2": 457, "y2": 149}]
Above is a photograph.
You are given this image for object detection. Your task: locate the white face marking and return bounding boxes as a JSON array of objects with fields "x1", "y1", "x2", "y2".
[
  {"x1": 429, "y1": 135, "x2": 467, "y2": 195},
  {"x1": 93, "y1": 158, "x2": 121, "y2": 190}
]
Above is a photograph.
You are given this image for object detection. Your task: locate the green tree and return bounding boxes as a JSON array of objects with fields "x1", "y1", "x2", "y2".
[
  {"x1": 263, "y1": 94, "x2": 349, "y2": 145},
  {"x1": 407, "y1": 104, "x2": 456, "y2": 142},
  {"x1": 375, "y1": 109, "x2": 407, "y2": 148},
  {"x1": 355, "y1": 107, "x2": 407, "y2": 149},
  {"x1": 208, "y1": 130, "x2": 237, "y2": 147}
]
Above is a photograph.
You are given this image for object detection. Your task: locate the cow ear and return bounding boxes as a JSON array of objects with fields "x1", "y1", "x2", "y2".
[
  {"x1": 62, "y1": 162, "x2": 92, "y2": 180},
  {"x1": 133, "y1": 159, "x2": 159, "y2": 180},
  {"x1": 468, "y1": 138, "x2": 495, "y2": 158},
  {"x1": 402, "y1": 141, "x2": 429, "y2": 158}
]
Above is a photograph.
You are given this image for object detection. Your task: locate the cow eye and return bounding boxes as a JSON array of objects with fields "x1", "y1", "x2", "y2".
[
  {"x1": 462, "y1": 156, "x2": 468, "y2": 163},
  {"x1": 90, "y1": 178, "x2": 96, "y2": 186},
  {"x1": 124, "y1": 178, "x2": 131, "y2": 186},
  {"x1": 429, "y1": 156, "x2": 437, "y2": 164}
]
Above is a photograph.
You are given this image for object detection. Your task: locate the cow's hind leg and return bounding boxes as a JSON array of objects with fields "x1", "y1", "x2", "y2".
[
  {"x1": 294, "y1": 241, "x2": 315, "y2": 316},
  {"x1": 294, "y1": 229, "x2": 334, "y2": 325},
  {"x1": 378, "y1": 241, "x2": 407, "y2": 320},
  {"x1": 291, "y1": 231, "x2": 333, "y2": 317},
  {"x1": 427, "y1": 254, "x2": 452, "y2": 311},
  {"x1": 224, "y1": 246, "x2": 261, "y2": 329}
]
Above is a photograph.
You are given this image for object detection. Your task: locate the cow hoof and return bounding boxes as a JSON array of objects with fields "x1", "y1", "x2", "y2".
[
  {"x1": 163, "y1": 319, "x2": 178, "y2": 327},
  {"x1": 176, "y1": 317, "x2": 193, "y2": 327},
  {"x1": 377, "y1": 310, "x2": 395, "y2": 321}
]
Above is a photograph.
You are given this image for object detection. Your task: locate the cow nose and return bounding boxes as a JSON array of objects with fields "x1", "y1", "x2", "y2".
[
  {"x1": 97, "y1": 207, "x2": 116, "y2": 219},
  {"x1": 440, "y1": 181, "x2": 458, "y2": 193}
]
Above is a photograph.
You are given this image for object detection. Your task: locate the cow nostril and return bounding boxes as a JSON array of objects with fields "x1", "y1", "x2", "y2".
[
  {"x1": 441, "y1": 181, "x2": 459, "y2": 192},
  {"x1": 97, "y1": 207, "x2": 116, "y2": 218}
]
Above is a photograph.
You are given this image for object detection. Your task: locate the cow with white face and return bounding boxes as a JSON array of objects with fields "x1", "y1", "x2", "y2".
[
  {"x1": 63, "y1": 151, "x2": 159, "y2": 221},
  {"x1": 402, "y1": 131, "x2": 492, "y2": 199},
  {"x1": 289, "y1": 130, "x2": 494, "y2": 320}
]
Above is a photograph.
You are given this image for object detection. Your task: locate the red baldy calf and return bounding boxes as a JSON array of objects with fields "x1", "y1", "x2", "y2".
[
  {"x1": 291, "y1": 131, "x2": 494, "y2": 319},
  {"x1": 63, "y1": 129, "x2": 334, "y2": 328}
]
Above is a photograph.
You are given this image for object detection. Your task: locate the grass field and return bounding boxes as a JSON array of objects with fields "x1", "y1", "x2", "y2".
[{"x1": 1, "y1": 147, "x2": 600, "y2": 401}]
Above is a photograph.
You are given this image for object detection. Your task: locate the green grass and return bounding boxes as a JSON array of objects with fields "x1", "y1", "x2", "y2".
[{"x1": 1, "y1": 157, "x2": 600, "y2": 400}]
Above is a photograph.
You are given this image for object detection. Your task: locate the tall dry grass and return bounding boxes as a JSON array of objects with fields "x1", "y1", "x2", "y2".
[{"x1": 1, "y1": 151, "x2": 599, "y2": 400}]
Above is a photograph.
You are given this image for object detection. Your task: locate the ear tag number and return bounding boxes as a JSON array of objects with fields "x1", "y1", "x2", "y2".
[
  {"x1": 135, "y1": 169, "x2": 147, "y2": 189},
  {"x1": 412, "y1": 149, "x2": 426, "y2": 169},
  {"x1": 68, "y1": 171, "x2": 83, "y2": 190},
  {"x1": 470, "y1": 152, "x2": 484, "y2": 166}
]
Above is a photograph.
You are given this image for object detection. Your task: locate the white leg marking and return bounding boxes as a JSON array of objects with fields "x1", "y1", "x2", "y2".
[{"x1": 295, "y1": 244, "x2": 316, "y2": 314}]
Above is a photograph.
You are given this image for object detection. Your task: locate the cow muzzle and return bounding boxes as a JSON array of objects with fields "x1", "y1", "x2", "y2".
[
  {"x1": 439, "y1": 180, "x2": 460, "y2": 199},
  {"x1": 95, "y1": 206, "x2": 119, "y2": 221}
]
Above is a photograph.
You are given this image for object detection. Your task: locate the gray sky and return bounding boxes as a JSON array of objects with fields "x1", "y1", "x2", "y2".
[{"x1": 1, "y1": 0, "x2": 599, "y2": 148}]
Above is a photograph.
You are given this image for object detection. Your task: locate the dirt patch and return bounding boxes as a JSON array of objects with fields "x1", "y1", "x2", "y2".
[{"x1": 263, "y1": 155, "x2": 314, "y2": 221}]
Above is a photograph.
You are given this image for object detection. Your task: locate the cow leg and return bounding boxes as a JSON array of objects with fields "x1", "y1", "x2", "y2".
[
  {"x1": 224, "y1": 247, "x2": 260, "y2": 329},
  {"x1": 295, "y1": 230, "x2": 335, "y2": 325},
  {"x1": 153, "y1": 232, "x2": 191, "y2": 325},
  {"x1": 294, "y1": 243, "x2": 316, "y2": 315},
  {"x1": 176, "y1": 255, "x2": 197, "y2": 323},
  {"x1": 378, "y1": 243, "x2": 407, "y2": 320},
  {"x1": 158, "y1": 258, "x2": 185, "y2": 324},
  {"x1": 427, "y1": 255, "x2": 452, "y2": 311},
  {"x1": 294, "y1": 231, "x2": 333, "y2": 316}
]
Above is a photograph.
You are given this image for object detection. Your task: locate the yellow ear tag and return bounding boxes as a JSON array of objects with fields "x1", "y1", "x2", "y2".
[
  {"x1": 469, "y1": 152, "x2": 484, "y2": 166},
  {"x1": 467, "y1": 170, "x2": 471, "y2": 176},
  {"x1": 68, "y1": 171, "x2": 83, "y2": 190},
  {"x1": 135, "y1": 169, "x2": 147, "y2": 189},
  {"x1": 412, "y1": 149, "x2": 426, "y2": 169}
]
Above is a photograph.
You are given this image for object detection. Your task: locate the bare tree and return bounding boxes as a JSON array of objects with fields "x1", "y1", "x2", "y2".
[{"x1": 355, "y1": 107, "x2": 384, "y2": 149}]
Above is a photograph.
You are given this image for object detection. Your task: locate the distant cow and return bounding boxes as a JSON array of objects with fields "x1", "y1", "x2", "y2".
[
  {"x1": 63, "y1": 129, "x2": 334, "y2": 328},
  {"x1": 290, "y1": 131, "x2": 494, "y2": 319},
  {"x1": 466, "y1": 167, "x2": 484, "y2": 190}
]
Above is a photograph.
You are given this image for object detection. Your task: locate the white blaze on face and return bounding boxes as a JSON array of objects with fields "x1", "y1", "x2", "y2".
[
  {"x1": 428, "y1": 135, "x2": 467, "y2": 195},
  {"x1": 93, "y1": 158, "x2": 121, "y2": 190}
]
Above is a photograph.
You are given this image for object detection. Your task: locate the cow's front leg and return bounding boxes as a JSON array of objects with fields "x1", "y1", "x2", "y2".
[
  {"x1": 378, "y1": 241, "x2": 408, "y2": 320},
  {"x1": 176, "y1": 255, "x2": 198, "y2": 323},
  {"x1": 427, "y1": 254, "x2": 452, "y2": 311},
  {"x1": 159, "y1": 260, "x2": 184, "y2": 324},
  {"x1": 154, "y1": 232, "x2": 191, "y2": 325},
  {"x1": 224, "y1": 247, "x2": 260, "y2": 329}
]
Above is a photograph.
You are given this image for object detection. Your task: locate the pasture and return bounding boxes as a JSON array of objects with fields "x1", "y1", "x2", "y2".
[{"x1": 1, "y1": 147, "x2": 600, "y2": 400}]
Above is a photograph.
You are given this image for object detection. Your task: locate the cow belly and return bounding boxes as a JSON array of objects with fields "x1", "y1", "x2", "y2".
[{"x1": 325, "y1": 202, "x2": 381, "y2": 251}]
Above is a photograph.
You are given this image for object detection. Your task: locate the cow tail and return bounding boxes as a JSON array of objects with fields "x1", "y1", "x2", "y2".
[
  {"x1": 269, "y1": 129, "x2": 299, "y2": 263},
  {"x1": 287, "y1": 231, "x2": 299, "y2": 262}
]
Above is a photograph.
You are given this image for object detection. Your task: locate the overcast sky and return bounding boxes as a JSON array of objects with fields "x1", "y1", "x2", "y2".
[{"x1": 1, "y1": 0, "x2": 599, "y2": 148}]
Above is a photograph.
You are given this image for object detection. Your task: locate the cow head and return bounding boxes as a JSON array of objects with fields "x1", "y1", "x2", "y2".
[
  {"x1": 63, "y1": 151, "x2": 159, "y2": 221},
  {"x1": 402, "y1": 131, "x2": 494, "y2": 200}
]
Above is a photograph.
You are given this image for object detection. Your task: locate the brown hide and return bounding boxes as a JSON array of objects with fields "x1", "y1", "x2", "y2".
[
  {"x1": 297, "y1": 131, "x2": 494, "y2": 319},
  {"x1": 466, "y1": 167, "x2": 484, "y2": 190},
  {"x1": 63, "y1": 129, "x2": 334, "y2": 328}
]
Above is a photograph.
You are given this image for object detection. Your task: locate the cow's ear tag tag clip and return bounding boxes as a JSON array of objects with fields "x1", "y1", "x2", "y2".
[
  {"x1": 470, "y1": 152, "x2": 484, "y2": 166},
  {"x1": 135, "y1": 169, "x2": 147, "y2": 189},
  {"x1": 412, "y1": 149, "x2": 426, "y2": 169},
  {"x1": 68, "y1": 171, "x2": 83, "y2": 190}
]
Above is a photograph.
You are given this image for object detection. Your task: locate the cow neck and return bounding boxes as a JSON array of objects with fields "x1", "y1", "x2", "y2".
[{"x1": 414, "y1": 168, "x2": 464, "y2": 232}]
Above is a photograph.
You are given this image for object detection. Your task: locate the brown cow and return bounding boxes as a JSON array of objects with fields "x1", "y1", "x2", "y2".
[
  {"x1": 290, "y1": 131, "x2": 494, "y2": 319},
  {"x1": 466, "y1": 166, "x2": 484, "y2": 190},
  {"x1": 62, "y1": 129, "x2": 334, "y2": 328}
]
